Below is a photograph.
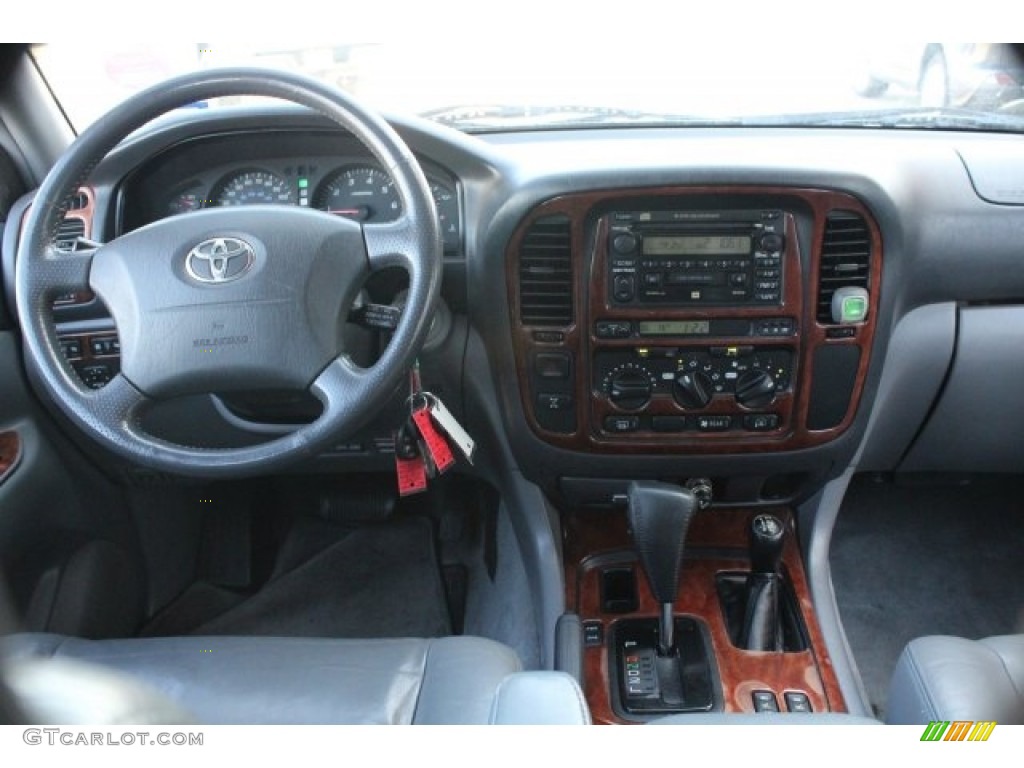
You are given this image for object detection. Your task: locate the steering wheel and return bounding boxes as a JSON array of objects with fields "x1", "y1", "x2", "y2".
[{"x1": 15, "y1": 69, "x2": 441, "y2": 477}]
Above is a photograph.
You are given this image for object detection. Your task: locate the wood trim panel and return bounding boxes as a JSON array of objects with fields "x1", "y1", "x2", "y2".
[
  {"x1": 564, "y1": 507, "x2": 846, "y2": 724},
  {"x1": 507, "y1": 186, "x2": 882, "y2": 454},
  {"x1": 19, "y1": 186, "x2": 97, "y2": 306},
  {"x1": 0, "y1": 431, "x2": 22, "y2": 486}
]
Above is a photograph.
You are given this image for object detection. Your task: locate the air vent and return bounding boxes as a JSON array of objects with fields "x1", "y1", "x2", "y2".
[
  {"x1": 68, "y1": 191, "x2": 89, "y2": 210},
  {"x1": 817, "y1": 211, "x2": 870, "y2": 324},
  {"x1": 55, "y1": 217, "x2": 85, "y2": 252},
  {"x1": 518, "y1": 214, "x2": 573, "y2": 326}
]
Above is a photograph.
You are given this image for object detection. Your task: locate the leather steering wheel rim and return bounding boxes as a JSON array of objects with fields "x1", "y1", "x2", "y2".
[{"x1": 15, "y1": 68, "x2": 442, "y2": 478}]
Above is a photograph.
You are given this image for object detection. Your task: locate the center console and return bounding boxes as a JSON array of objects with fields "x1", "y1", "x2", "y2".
[
  {"x1": 509, "y1": 186, "x2": 881, "y2": 455},
  {"x1": 509, "y1": 187, "x2": 879, "y2": 721},
  {"x1": 563, "y1": 499, "x2": 846, "y2": 723}
]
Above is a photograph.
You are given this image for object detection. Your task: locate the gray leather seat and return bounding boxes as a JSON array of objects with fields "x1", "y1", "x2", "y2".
[
  {"x1": 2, "y1": 633, "x2": 590, "y2": 725},
  {"x1": 887, "y1": 635, "x2": 1024, "y2": 724}
]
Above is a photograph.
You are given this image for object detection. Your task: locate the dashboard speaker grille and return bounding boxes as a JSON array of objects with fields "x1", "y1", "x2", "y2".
[
  {"x1": 817, "y1": 211, "x2": 870, "y2": 324},
  {"x1": 55, "y1": 217, "x2": 85, "y2": 252},
  {"x1": 518, "y1": 214, "x2": 573, "y2": 326}
]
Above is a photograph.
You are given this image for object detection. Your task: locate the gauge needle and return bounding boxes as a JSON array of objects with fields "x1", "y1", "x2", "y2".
[{"x1": 328, "y1": 207, "x2": 370, "y2": 220}]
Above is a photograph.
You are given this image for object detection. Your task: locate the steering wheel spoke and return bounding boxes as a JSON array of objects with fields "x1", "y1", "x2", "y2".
[
  {"x1": 363, "y1": 218, "x2": 420, "y2": 273},
  {"x1": 35, "y1": 246, "x2": 97, "y2": 297},
  {"x1": 80, "y1": 373, "x2": 150, "y2": 441}
]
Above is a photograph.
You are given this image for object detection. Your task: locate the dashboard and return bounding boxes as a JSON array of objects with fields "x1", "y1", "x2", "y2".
[{"x1": 7, "y1": 105, "x2": 1024, "y2": 507}]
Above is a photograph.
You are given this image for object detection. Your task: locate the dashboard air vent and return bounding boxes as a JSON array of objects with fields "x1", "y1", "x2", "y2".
[
  {"x1": 68, "y1": 191, "x2": 89, "y2": 210},
  {"x1": 518, "y1": 214, "x2": 573, "y2": 326},
  {"x1": 817, "y1": 211, "x2": 870, "y2": 324},
  {"x1": 55, "y1": 217, "x2": 85, "y2": 252}
]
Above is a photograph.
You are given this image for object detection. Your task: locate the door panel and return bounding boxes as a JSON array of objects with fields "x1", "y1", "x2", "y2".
[{"x1": 0, "y1": 331, "x2": 144, "y2": 637}]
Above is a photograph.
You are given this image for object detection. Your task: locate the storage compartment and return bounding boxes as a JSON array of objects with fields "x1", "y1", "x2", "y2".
[{"x1": 901, "y1": 306, "x2": 1024, "y2": 472}]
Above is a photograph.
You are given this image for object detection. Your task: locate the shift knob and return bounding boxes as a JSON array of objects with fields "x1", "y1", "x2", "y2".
[
  {"x1": 749, "y1": 513, "x2": 785, "y2": 574},
  {"x1": 627, "y1": 481, "x2": 698, "y2": 656},
  {"x1": 627, "y1": 481, "x2": 699, "y2": 605}
]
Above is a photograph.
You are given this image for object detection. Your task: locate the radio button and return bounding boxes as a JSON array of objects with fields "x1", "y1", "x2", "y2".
[
  {"x1": 613, "y1": 274, "x2": 636, "y2": 302},
  {"x1": 729, "y1": 273, "x2": 748, "y2": 287},
  {"x1": 537, "y1": 393, "x2": 573, "y2": 411},
  {"x1": 534, "y1": 352, "x2": 571, "y2": 380},
  {"x1": 604, "y1": 415, "x2": 640, "y2": 433},
  {"x1": 744, "y1": 414, "x2": 780, "y2": 432},
  {"x1": 595, "y1": 321, "x2": 633, "y2": 339},
  {"x1": 755, "y1": 291, "x2": 781, "y2": 302},
  {"x1": 756, "y1": 280, "x2": 780, "y2": 290},
  {"x1": 643, "y1": 273, "x2": 663, "y2": 287},
  {"x1": 696, "y1": 415, "x2": 733, "y2": 432},
  {"x1": 652, "y1": 416, "x2": 687, "y2": 432}
]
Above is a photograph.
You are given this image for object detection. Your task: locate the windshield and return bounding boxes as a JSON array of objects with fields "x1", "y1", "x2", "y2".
[{"x1": 31, "y1": 42, "x2": 1024, "y2": 133}]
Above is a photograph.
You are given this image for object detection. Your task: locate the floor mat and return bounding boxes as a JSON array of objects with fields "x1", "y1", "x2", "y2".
[
  {"x1": 147, "y1": 516, "x2": 451, "y2": 640},
  {"x1": 831, "y1": 475, "x2": 1024, "y2": 717},
  {"x1": 139, "y1": 582, "x2": 247, "y2": 638}
]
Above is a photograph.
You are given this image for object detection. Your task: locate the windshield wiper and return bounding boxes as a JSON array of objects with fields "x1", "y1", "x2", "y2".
[{"x1": 421, "y1": 104, "x2": 742, "y2": 130}]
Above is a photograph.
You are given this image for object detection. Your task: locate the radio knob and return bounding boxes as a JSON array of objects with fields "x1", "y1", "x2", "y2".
[
  {"x1": 734, "y1": 369, "x2": 777, "y2": 408},
  {"x1": 673, "y1": 370, "x2": 714, "y2": 409},
  {"x1": 759, "y1": 233, "x2": 784, "y2": 253},
  {"x1": 607, "y1": 366, "x2": 653, "y2": 410},
  {"x1": 612, "y1": 233, "x2": 638, "y2": 254}
]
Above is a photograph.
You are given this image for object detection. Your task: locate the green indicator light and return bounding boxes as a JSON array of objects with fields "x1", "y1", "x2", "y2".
[
  {"x1": 841, "y1": 296, "x2": 867, "y2": 323},
  {"x1": 298, "y1": 178, "x2": 309, "y2": 189}
]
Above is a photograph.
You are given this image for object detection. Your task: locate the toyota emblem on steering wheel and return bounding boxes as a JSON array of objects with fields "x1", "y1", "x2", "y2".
[{"x1": 185, "y1": 237, "x2": 255, "y2": 284}]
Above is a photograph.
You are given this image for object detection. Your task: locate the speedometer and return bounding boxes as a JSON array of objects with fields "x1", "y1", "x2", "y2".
[
  {"x1": 315, "y1": 166, "x2": 400, "y2": 222},
  {"x1": 212, "y1": 170, "x2": 295, "y2": 207}
]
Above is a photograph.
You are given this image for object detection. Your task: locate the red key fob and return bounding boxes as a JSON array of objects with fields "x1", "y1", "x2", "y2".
[
  {"x1": 394, "y1": 426, "x2": 428, "y2": 495},
  {"x1": 412, "y1": 406, "x2": 455, "y2": 474}
]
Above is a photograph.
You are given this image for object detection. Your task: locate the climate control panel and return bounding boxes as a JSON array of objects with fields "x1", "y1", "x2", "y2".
[{"x1": 593, "y1": 345, "x2": 794, "y2": 435}]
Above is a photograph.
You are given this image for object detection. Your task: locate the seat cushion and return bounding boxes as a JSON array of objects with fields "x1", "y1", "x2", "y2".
[
  {"x1": 3, "y1": 633, "x2": 522, "y2": 724},
  {"x1": 887, "y1": 635, "x2": 1024, "y2": 724}
]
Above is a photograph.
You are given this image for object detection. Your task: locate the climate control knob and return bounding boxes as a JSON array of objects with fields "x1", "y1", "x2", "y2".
[
  {"x1": 673, "y1": 370, "x2": 714, "y2": 409},
  {"x1": 606, "y1": 365, "x2": 654, "y2": 410},
  {"x1": 734, "y1": 369, "x2": 777, "y2": 408}
]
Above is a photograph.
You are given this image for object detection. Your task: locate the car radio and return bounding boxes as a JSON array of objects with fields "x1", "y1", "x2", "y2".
[{"x1": 607, "y1": 209, "x2": 784, "y2": 307}]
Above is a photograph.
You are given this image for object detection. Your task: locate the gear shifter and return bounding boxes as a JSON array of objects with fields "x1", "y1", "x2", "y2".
[
  {"x1": 627, "y1": 481, "x2": 698, "y2": 655},
  {"x1": 739, "y1": 513, "x2": 786, "y2": 652}
]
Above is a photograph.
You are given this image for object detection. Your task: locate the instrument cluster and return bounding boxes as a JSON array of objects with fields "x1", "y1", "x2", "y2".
[{"x1": 148, "y1": 153, "x2": 461, "y2": 253}]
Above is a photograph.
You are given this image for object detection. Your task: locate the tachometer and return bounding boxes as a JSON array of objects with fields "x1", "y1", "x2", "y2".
[
  {"x1": 213, "y1": 170, "x2": 295, "y2": 207},
  {"x1": 315, "y1": 166, "x2": 400, "y2": 222}
]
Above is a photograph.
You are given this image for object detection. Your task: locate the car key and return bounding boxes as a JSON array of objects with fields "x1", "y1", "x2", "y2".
[{"x1": 425, "y1": 393, "x2": 475, "y2": 464}]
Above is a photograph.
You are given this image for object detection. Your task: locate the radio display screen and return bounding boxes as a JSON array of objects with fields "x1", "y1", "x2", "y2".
[
  {"x1": 637, "y1": 320, "x2": 711, "y2": 336},
  {"x1": 642, "y1": 235, "x2": 751, "y2": 256}
]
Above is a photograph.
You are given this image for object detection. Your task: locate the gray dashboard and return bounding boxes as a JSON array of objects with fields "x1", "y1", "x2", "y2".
[{"x1": 5, "y1": 105, "x2": 1024, "y2": 499}]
